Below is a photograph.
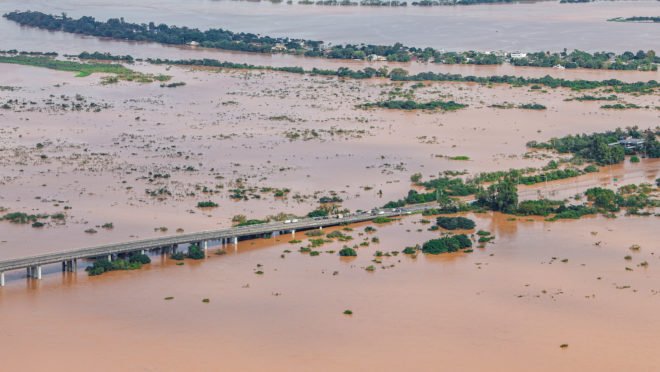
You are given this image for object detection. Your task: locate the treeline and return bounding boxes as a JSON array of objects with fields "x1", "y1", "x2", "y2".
[
  {"x1": 78, "y1": 51, "x2": 134, "y2": 62},
  {"x1": 3, "y1": 51, "x2": 657, "y2": 95},
  {"x1": 146, "y1": 57, "x2": 659, "y2": 93},
  {"x1": 511, "y1": 50, "x2": 658, "y2": 71},
  {"x1": 0, "y1": 49, "x2": 57, "y2": 57},
  {"x1": 298, "y1": 0, "x2": 513, "y2": 5},
  {"x1": 391, "y1": 70, "x2": 659, "y2": 93},
  {"x1": 608, "y1": 17, "x2": 660, "y2": 23},
  {"x1": 4, "y1": 10, "x2": 320, "y2": 55},
  {"x1": 359, "y1": 99, "x2": 467, "y2": 111},
  {"x1": 4, "y1": 11, "x2": 657, "y2": 71}
]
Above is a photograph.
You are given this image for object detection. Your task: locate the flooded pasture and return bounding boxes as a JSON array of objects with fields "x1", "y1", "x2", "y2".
[
  {"x1": 1, "y1": 214, "x2": 659, "y2": 371},
  {"x1": 0, "y1": 2, "x2": 659, "y2": 370}
]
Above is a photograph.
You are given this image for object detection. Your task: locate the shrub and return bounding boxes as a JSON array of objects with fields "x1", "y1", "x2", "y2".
[
  {"x1": 129, "y1": 253, "x2": 151, "y2": 265},
  {"x1": 584, "y1": 164, "x2": 599, "y2": 173},
  {"x1": 515, "y1": 199, "x2": 564, "y2": 216},
  {"x1": 436, "y1": 217, "x2": 475, "y2": 230},
  {"x1": 187, "y1": 244, "x2": 205, "y2": 259},
  {"x1": 197, "y1": 201, "x2": 218, "y2": 208},
  {"x1": 372, "y1": 216, "x2": 393, "y2": 224},
  {"x1": 339, "y1": 247, "x2": 357, "y2": 257},
  {"x1": 171, "y1": 252, "x2": 185, "y2": 260},
  {"x1": 422, "y1": 235, "x2": 471, "y2": 254},
  {"x1": 402, "y1": 246, "x2": 417, "y2": 254}
]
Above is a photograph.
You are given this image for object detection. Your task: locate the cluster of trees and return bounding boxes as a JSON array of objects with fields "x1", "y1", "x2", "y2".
[
  {"x1": 518, "y1": 103, "x2": 546, "y2": 110},
  {"x1": 421, "y1": 234, "x2": 472, "y2": 254},
  {"x1": 0, "y1": 49, "x2": 58, "y2": 56},
  {"x1": 383, "y1": 177, "x2": 478, "y2": 208},
  {"x1": 436, "y1": 217, "x2": 476, "y2": 230},
  {"x1": 86, "y1": 253, "x2": 151, "y2": 276},
  {"x1": 476, "y1": 178, "x2": 519, "y2": 213},
  {"x1": 339, "y1": 247, "x2": 357, "y2": 256},
  {"x1": 78, "y1": 51, "x2": 134, "y2": 62},
  {"x1": 360, "y1": 99, "x2": 467, "y2": 111},
  {"x1": 393, "y1": 71, "x2": 659, "y2": 93},
  {"x1": 4, "y1": 11, "x2": 320, "y2": 55},
  {"x1": 528, "y1": 127, "x2": 660, "y2": 164},
  {"x1": 171, "y1": 244, "x2": 206, "y2": 260},
  {"x1": 583, "y1": 185, "x2": 658, "y2": 214},
  {"x1": 413, "y1": 0, "x2": 513, "y2": 5},
  {"x1": 609, "y1": 17, "x2": 660, "y2": 23},
  {"x1": 511, "y1": 50, "x2": 658, "y2": 71}
]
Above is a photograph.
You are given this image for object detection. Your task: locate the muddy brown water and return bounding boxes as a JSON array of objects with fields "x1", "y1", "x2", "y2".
[
  {"x1": 0, "y1": 214, "x2": 659, "y2": 371},
  {"x1": 0, "y1": 23, "x2": 658, "y2": 369},
  {"x1": 0, "y1": 62, "x2": 657, "y2": 258},
  {"x1": 1, "y1": 0, "x2": 659, "y2": 52}
]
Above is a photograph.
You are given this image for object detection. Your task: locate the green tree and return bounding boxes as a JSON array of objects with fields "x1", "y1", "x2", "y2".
[{"x1": 478, "y1": 178, "x2": 518, "y2": 213}]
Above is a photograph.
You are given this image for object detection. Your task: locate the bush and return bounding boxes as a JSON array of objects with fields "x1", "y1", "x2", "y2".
[
  {"x1": 187, "y1": 244, "x2": 205, "y2": 259},
  {"x1": 129, "y1": 253, "x2": 151, "y2": 265},
  {"x1": 339, "y1": 247, "x2": 357, "y2": 257},
  {"x1": 372, "y1": 216, "x2": 393, "y2": 224},
  {"x1": 197, "y1": 201, "x2": 218, "y2": 208},
  {"x1": 307, "y1": 209, "x2": 329, "y2": 218},
  {"x1": 585, "y1": 187, "x2": 620, "y2": 211},
  {"x1": 584, "y1": 164, "x2": 599, "y2": 173},
  {"x1": 422, "y1": 235, "x2": 471, "y2": 254},
  {"x1": 402, "y1": 246, "x2": 417, "y2": 254},
  {"x1": 515, "y1": 199, "x2": 564, "y2": 216},
  {"x1": 436, "y1": 217, "x2": 475, "y2": 230}
]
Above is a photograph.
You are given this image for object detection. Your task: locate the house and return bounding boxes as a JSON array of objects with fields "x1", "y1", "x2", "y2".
[
  {"x1": 271, "y1": 43, "x2": 288, "y2": 52},
  {"x1": 510, "y1": 52, "x2": 527, "y2": 59},
  {"x1": 368, "y1": 54, "x2": 387, "y2": 62},
  {"x1": 608, "y1": 137, "x2": 645, "y2": 150},
  {"x1": 187, "y1": 41, "x2": 200, "y2": 47}
]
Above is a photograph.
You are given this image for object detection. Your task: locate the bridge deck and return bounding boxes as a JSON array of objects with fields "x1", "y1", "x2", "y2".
[{"x1": 0, "y1": 204, "x2": 434, "y2": 273}]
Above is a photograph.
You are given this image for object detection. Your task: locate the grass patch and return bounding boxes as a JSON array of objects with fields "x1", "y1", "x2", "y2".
[{"x1": 0, "y1": 55, "x2": 170, "y2": 84}]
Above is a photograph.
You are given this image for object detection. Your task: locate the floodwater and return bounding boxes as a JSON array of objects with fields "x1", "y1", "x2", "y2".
[
  {"x1": 1, "y1": 214, "x2": 659, "y2": 371},
  {"x1": 1, "y1": 0, "x2": 659, "y2": 52},
  {"x1": 0, "y1": 3, "x2": 659, "y2": 369},
  {"x1": 0, "y1": 62, "x2": 657, "y2": 259}
]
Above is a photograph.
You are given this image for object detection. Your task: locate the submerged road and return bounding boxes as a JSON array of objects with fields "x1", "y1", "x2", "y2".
[{"x1": 0, "y1": 204, "x2": 439, "y2": 285}]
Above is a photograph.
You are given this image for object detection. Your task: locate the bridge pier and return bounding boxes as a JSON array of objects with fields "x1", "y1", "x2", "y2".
[
  {"x1": 291, "y1": 229, "x2": 296, "y2": 237},
  {"x1": 62, "y1": 260, "x2": 77, "y2": 272},
  {"x1": 0, "y1": 272, "x2": 4, "y2": 287},
  {"x1": 202, "y1": 240, "x2": 208, "y2": 254},
  {"x1": 27, "y1": 266, "x2": 42, "y2": 280},
  {"x1": 107, "y1": 255, "x2": 113, "y2": 262}
]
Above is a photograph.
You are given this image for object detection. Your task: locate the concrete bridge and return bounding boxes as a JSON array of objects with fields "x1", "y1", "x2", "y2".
[{"x1": 0, "y1": 204, "x2": 437, "y2": 286}]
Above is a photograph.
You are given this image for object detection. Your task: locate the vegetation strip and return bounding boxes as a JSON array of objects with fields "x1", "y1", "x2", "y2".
[
  {"x1": 4, "y1": 11, "x2": 658, "y2": 71},
  {"x1": 0, "y1": 54, "x2": 170, "y2": 83}
]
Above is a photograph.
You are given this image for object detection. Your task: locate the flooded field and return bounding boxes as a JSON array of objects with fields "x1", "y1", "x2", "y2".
[
  {"x1": 1, "y1": 62, "x2": 657, "y2": 259},
  {"x1": 0, "y1": 2, "x2": 659, "y2": 370},
  {"x1": 1, "y1": 214, "x2": 659, "y2": 371}
]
